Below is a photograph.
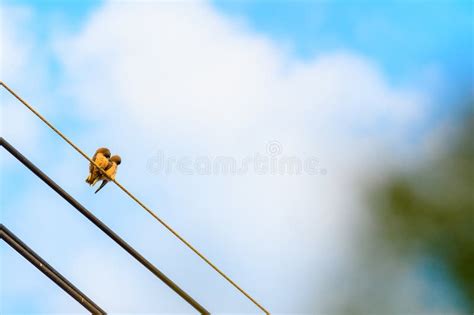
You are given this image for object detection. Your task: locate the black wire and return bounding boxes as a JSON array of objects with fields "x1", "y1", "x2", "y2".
[
  {"x1": 0, "y1": 224, "x2": 106, "y2": 314},
  {"x1": 0, "y1": 137, "x2": 209, "y2": 314}
]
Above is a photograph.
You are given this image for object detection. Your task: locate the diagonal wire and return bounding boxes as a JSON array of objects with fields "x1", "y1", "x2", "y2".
[
  {"x1": 1, "y1": 137, "x2": 209, "y2": 314},
  {"x1": 0, "y1": 81, "x2": 270, "y2": 314},
  {"x1": 1, "y1": 224, "x2": 106, "y2": 314}
]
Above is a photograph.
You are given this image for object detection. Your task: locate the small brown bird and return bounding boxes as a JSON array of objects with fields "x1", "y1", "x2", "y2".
[
  {"x1": 95, "y1": 155, "x2": 122, "y2": 193},
  {"x1": 85, "y1": 147, "x2": 111, "y2": 185}
]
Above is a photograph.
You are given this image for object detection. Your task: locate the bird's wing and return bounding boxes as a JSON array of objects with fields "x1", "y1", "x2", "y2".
[
  {"x1": 93, "y1": 161, "x2": 117, "y2": 192},
  {"x1": 92, "y1": 161, "x2": 115, "y2": 186},
  {"x1": 86, "y1": 152, "x2": 99, "y2": 184},
  {"x1": 105, "y1": 163, "x2": 117, "y2": 180},
  {"x1": 96, "y1": 154, "x2": 110, "y2": 169},
  {"x1": 89, "y1": 152, "x2": 98, "y2": 173},
  {"x1": 89, "y1": 154, "x2": 110, "y2": 185}
]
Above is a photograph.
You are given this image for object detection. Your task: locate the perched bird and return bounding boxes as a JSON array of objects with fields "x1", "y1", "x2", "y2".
[
  {"x1": 95, "y1": 155, "x2": 121, "y2": 194},
  {"x1": 85, "y1": 147, "x2": 111, "y2": 185}
]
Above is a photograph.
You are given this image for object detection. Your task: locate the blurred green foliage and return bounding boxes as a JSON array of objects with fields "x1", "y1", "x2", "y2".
[{"x1": 371, "y1": 107, "x2": 474, "y2": 310}]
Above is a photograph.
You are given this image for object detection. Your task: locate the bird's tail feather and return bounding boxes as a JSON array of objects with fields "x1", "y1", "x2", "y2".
[{"x1": 95, "y1": 181, "x2": 108, "y2": 194}]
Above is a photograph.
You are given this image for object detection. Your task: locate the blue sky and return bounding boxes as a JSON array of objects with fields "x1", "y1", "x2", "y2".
[
  {"x1": 216, "y1": 1, "x2": 473, "y2": 77},
  {"x1": 8, "y1": 0, "x2": 473, "y2": 122},
  {"x1": 1, "y1": 0, "x2": 473, "y2": 314},
  {"x1": 12, "y1": 0, "x2": 474, "y2": 81}
]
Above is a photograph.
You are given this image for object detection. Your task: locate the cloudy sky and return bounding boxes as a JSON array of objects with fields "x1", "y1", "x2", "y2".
[{"x1": 1, "y1": 0, "x2": 472, "y2": 314}]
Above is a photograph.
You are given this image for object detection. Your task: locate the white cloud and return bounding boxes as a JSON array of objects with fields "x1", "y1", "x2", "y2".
[
  {"x1": 53, "y1": 1, "x2": 430, "y2": 312},
  {"x1": 1, "y1": 1, "x2": 435, "y2": 313}
]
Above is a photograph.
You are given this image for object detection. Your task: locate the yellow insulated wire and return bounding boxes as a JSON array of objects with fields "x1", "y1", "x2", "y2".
[{"x1": 0, "y1": 81, "x2": 270, "y2": 314}]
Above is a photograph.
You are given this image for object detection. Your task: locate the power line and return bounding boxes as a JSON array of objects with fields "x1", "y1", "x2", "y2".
[
  {"x1": 0, "y1": 82, "x2": 269, "y2": 314},
  {"x1": 0, "y1": 224, "x2": 106, "y2": 314},
  {"x1": 1, "y1": 137, "x2": 209, "y2": 314}
]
